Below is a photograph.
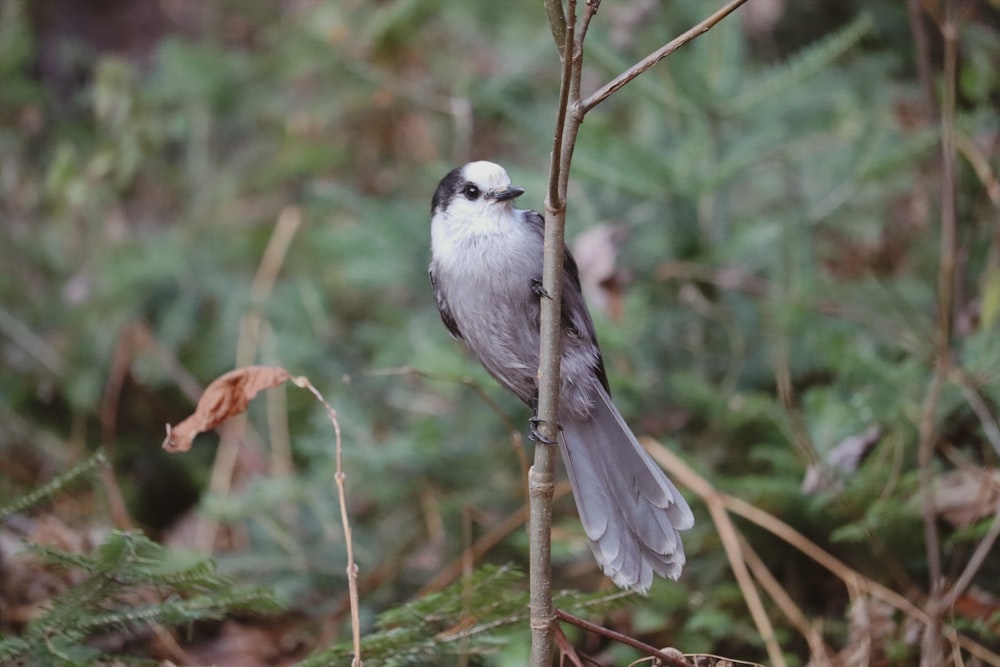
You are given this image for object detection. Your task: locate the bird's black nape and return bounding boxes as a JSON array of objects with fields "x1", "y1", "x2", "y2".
[{"x1": 431, "y1": 167, "x2": 465, "y2": 214}]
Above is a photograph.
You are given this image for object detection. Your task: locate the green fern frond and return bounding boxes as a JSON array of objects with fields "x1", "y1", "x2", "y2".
[
  {"x1": 7, "y1": 531, "x2": 280, "y2": 666},
  {"x1": 856, "y1": 125, "x2": 939, "y2": 180},
  {"x1": 80, "y1": 591, "x2": 280, "y2": 633},
  {"x1": 297, "y1": 564, "x2": 635, "y2": 667},
  {"x1": 727, "y1": 12, "x2": 876, "y2": 115},
  {"x1": 0, "y1": 449, "x2": 107, "y2": 520}
]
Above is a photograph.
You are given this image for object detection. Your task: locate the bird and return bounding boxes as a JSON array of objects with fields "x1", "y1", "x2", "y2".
[{"x1": 428, "y1": 160, "x2": 694, "y2": 593}]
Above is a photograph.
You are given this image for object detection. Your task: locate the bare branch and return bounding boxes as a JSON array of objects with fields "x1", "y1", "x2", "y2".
[
  {"x1": 533, "y1": 2, "x2": 747, "y2": 664},
  {"x1": 533, "y1": 5, "x2": 577, "y2": 663},
  {"x1": 579, "y1": 0, "x2": 750, "y2": 114},
  {"x1": 906, "y1": 0, "x2": 937, "y2": 116},
  {"x1": 917, "y1": 5, "x2": 959, "y2": 665},
  {"x1": 544, "y1": 0, "x2": 567, "y2": 57},
  {"x1": 941, "y1": 502, "x2": 1000, "y2": 611},
  {"x1": 547, "y1": 0, "x2": 577, "y2": 211},
  {"x1": 576, "y1": 0, "x2": 601, "y2": 49},
  {"x1": 554, "y1": 608, "x2": 690, "y2": 667}
]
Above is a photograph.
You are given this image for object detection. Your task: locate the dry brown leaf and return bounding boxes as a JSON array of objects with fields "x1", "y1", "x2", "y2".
[
  {"x1": 930, "y1": 467, "x2": 1000, "y2": 526},
  {"x1": 833, "y1": 596, "x2": 897, "y2": 667},
  {"x1": 162, "y1": 366, "x2": 292, "y2": 453},
  {"x1": 571, "y1": 223, "x2": 628, "y2": 320},
  {"x1": 954, "y1": 587, "x2": 1000, "y2": 632},
  {"x1": 801, "y1": 424, "x2": 882, "y2": 494}
]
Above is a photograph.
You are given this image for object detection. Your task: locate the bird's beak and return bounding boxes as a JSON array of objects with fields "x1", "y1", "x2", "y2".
[{"x1": 489, "y1": 185, "x2": 525, "y2": 202}]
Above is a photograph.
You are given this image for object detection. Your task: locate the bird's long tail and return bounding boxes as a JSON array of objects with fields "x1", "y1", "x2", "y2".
[{"x1": 559, "y1": 386, "x2": 694, "y2": 593}]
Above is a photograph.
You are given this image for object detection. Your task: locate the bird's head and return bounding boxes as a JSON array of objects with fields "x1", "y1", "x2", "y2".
[{"x1": 431, "y1": 161, "x2": 526, "y2": 223}]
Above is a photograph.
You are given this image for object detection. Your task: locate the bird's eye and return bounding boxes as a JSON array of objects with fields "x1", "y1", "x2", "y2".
[{"x1": 462, "y1": 184, "x2": 481, "y2": 200}]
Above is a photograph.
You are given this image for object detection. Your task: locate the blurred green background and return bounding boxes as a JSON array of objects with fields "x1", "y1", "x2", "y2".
[{"x1": 2, "y1": 0, "x2": 999, "y2": 665}]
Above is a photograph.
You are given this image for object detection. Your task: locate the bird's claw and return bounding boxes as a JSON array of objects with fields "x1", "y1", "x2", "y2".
[
  {"x1": 531, "y1": 278, "x2": 551, "y2": 300},
  {"x1": 529, "y1": 416, "x2": 559, "y2": 444}
]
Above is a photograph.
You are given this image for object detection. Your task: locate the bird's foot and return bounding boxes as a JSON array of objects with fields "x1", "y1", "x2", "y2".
[
  {"x1": 529, "y1": 415, "x2": 559, "y2": 444},
  {"x1": 531, "y1": 277, "x2": 551, "y2": 300}
]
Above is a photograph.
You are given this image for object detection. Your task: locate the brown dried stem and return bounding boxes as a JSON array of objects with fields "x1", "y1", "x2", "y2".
[
  {"x1": 292, "y1": 375, "x2": 362, "y2": 666},
  {"x1": 578, "y1": 0, "x2": 750, "y2": 114},
  {"x1": 164, "y1": 367, "x2": 362, "y2": 665},
  {"x1": 648, "y1": 439, "x2": 1000, "y2": 667},
  {"x1": 554, "y1": 608, "x2": 690, "y2": 667},
  {"x1": 917, "y1": 6, "x2": 959, "y2": 664}
]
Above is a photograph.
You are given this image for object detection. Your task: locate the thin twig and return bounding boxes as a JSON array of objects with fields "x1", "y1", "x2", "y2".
[
  {"x1": 198, "y1": 206, "x2": 303, "y2": 551},
  {"x1": 941, "y1": 500, "x2": 1000, "y2": 611},
  {"x1": 739, "y1": 535, "x2": 832, "y2": 666},
  {"x1": 534, "y1": 2, "x2": 748, "y2": 664},
  {"x1": 702, "y1": 481, "x2": 788, "y2": 667},
  {"x1": 955, "y1": 130, "x2": 1000, "y2": 208},
  {"x1": 531, "y1": 0, "x2": 579, "y2": 662},
  {"x1": 554, "y1": 608, "x2": 690, "y2": 667},
  {"x1": 544, "y1": 0, "x2": 568, "y2": 58},
  {"x1": 547, "y1": 0, "x2": 577, "y2": 211},
  {"x1": 98, "y1": 325, "x2": 136, "y2": 530},
  {"x1": 951, "y1": 366, "x2": 1000, "y2": 457},
  {"x1": 293, "y1": 376, "x2": 362, "y2": 666},
  {"x1": 647, "y1": 439, "x2": 1000, "y2": 667},
  {"x1": 918, "y1": 7, "x2": 959, "y2": 664},
  {"x1": 553, "y1": 623, "x2": 588, "y2": 667},
  {"x1": 906, "y1": 0, "x2": 937, "y2": 117},
  {"x1": 577, "y1": 0, "x2": 600, "y2": 45},
  {"x1": 578, "y1": 0, "x2": 750, "y2": 114}
]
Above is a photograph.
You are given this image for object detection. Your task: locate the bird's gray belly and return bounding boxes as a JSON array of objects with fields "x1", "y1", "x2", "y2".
[{"x1": 448, "y1": 280, "x2": 599, "y2": 419}]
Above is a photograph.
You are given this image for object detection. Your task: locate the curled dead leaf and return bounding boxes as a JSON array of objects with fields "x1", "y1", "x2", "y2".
[
  {"x1": 571, "y1": 223, "x2": 628, "y2": 320},
  {"x1": 801, "y1": 424, "x2": 882, "y2": 494},
  {"x1": 930, "y1": 467, "x2": 1000, "y2": 527},
  {"x1": 162, "y1": 366, "x2": 292, "y2": 453}
]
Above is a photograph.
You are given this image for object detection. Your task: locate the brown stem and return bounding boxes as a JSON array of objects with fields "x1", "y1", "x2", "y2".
[
  {"x1": 554, "y1": 608, "x2": 690, "y2": 667},
  {"x1": 579, "y1": 0, "x2": 750, "y2": 114},
  {"x1": 918, "y1": 8, "x2": 958, "y2": 663},
  {"x1": 533, "y1": 2, "x2": 748, "y2": 664},
  {"x1": 544, "y1": 0, "x2": 567, "y2": 57},
  {"x1": 293, "y1": 377, "x2": 362, "y2": 666},
  {"x1": 906, "y1": 0, "x2": 937, "y2": 116}
]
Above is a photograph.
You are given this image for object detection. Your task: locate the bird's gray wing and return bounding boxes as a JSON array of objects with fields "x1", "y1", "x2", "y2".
[
  {"x1": 428, "y1": 265, "x2": 462, "y2": 340},
  {"x1": 524, "y1": 209, "x2": 611, "y2": 396}
]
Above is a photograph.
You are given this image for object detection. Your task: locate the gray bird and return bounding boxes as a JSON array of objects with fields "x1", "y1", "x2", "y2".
[{"x1": 428, "y1": 161, "x2": 694, "y2": 592}]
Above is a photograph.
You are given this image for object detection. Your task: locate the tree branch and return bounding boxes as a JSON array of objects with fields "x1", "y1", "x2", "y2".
[
  {"x1": 544, "y1": 0, "x2": 567, "y2": 57},
  {"x1": 554, "y1": 608, "x2": 690, "y2": 667},
  {"x1": 579, "y1": 0, "x2": 750, "y2": 114},
  {"x1": 532, "y1": 2, "x2": 748, "y2": 664},
  {"x1": 531, "y1": 2, "x2": 577, "y2": 660}
]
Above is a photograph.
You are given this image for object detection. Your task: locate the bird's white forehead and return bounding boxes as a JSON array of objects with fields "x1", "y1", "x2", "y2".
[{"x1": 461, "y1": 161, "x2": 511, "y2": 189}]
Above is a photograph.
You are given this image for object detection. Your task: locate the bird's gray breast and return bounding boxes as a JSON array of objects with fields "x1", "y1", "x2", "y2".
[{"x1": 433, "y1": 226, "x2": 543, "y2": 404}]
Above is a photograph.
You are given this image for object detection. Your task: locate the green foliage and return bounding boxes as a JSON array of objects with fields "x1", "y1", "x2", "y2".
[
  {"x1": 1, "y1": 0, "x2": 999, "y2": 664},
  {"x1": 298, "y1": 565, "x2": 631, "y2": 667},
  {"x1": 0, "y1": 450, "x2": 108, "y2": 520},
  {"x1": 0, "y1": 530, "x2": 279, "y2": 666}
]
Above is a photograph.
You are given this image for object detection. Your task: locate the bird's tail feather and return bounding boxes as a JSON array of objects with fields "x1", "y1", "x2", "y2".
[{"x1": 559, "y1": 386, "x2": 694, "y2": 593}]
